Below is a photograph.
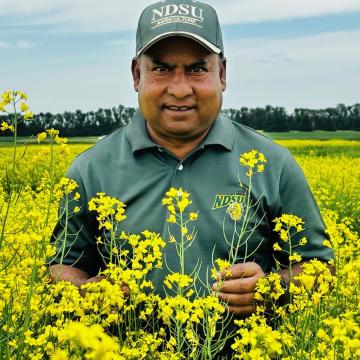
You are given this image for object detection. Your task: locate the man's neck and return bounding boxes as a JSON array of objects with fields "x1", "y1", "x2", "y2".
[{"x1": 146, "y1": 124, "x2": 209, "y2": 160}]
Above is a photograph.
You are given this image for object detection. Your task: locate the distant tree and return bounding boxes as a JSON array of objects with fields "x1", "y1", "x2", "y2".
[
  {"x1": 294, "y1": 108, "x2": 315, "y2": 131},
  {"x1": 349, "y1": 104, "x2": 360, "y2": 130},
  {"x1": 1, "y1": 103, "x2": 359, "y2": 136}
]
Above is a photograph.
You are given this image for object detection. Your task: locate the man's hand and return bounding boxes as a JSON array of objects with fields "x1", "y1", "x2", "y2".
[{"x1": 212, "y1": 262, "x2": 265, "y2": 315}]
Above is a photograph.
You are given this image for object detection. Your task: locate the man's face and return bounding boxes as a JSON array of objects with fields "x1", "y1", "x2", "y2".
[{"x1": 132, "y1": 37, "x2": 226, "y2": 143}]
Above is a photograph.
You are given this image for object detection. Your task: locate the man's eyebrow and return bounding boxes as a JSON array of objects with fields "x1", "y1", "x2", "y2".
[
  {"x1": 187, "y1": 60, "x2": 208, "y2": 67},
  {"x1": 149, "y1": 58, "x2": 209, "y2": 69},
  {"x1": 150, "y1": 58, "x2": 173, "y2": 68},
  {"x1": 184, "y1": 60, "x2": 208, "y2": 71}
]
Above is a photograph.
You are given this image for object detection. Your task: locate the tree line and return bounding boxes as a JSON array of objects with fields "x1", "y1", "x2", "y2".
[{"x1": 1, "y1": 103, "x2": 359, "y2": 137}]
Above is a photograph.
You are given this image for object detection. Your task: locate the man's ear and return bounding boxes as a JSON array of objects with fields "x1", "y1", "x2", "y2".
[
  {"x1": 131, "y1": 57, "x2": 141, "y2": 92},
  {"x1": 219, "y1": 57, "x2": 227, "y2": 92}
]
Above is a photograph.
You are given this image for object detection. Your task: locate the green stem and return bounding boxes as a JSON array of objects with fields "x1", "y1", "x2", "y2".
[
  {"x1": 288, "y1": 227, "x2": 293, "y2": 304},
  {"x1": 0, "y1": 190, "x2": 12, "y2": 249},
  {"x1": 58, "y1": 194, "x2": 69, "y2": 266},
  {"x1": 44, "y1": 140, "x2": 55, "y2": 227},
  {"x1": 12, "y1": 103, "x2": 17, "y2": 178}
]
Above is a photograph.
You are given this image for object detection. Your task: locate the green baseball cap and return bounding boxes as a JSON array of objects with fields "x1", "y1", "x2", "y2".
[{"x1": 136, "y1": 0, "x2": 224, "y2": 56}]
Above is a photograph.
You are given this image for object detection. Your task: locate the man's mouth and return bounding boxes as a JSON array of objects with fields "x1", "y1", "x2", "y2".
[{"x1": 163, "y1": 105, "x2": 195, "y2": 112}]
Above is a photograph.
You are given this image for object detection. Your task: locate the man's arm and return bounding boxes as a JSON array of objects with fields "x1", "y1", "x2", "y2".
[
  {"x1": 49, "y1": 264, "x2": 92, "y2": 288},
  {"x1": 49, "y1": 264, "x2": 130, "y2": 297}
]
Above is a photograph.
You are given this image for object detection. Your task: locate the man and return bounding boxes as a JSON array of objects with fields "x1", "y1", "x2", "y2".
[{"x1": 50, "y1": 0, "x2": 333, "y2": 317}]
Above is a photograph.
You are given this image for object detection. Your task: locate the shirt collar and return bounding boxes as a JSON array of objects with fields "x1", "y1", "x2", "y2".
[
  {"x1": 203, "y1": 115, "x2": 234, "y2": 151},
  {"x1": 125, "y1": 110, "x2": 158, "y2": 153},
  {"x1": 125, "y1": 110, "x2": 234, "y2": 154}
]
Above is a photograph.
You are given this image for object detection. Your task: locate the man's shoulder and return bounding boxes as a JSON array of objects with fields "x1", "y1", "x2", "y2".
[
  {"x1": 227, "y1": 118, "x2": 290, "y2": 159},
  {"x1": 70, "y1": 125, "x2": 130, "y2": 171}
]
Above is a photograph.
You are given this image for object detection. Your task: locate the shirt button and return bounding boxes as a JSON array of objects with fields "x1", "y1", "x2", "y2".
[{"x1": 178, "y1": 164, "x2": 184, "y2": 171}]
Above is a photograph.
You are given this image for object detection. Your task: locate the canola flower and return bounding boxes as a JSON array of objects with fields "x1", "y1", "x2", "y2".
[
  {"x1": 239, "y1": 149, "x2": 267, "y2": 176},
  {"x1": 0, "y1": 90, "x2": 33, "y2": 121},
  {"x1": 231, "y1": 315, "x2": 284, "y2": 359},
  {"x1": 0, "y1": 90, "x2": 359, "y2": 359}
]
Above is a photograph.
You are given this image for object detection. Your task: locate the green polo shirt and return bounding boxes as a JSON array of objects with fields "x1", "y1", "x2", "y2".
[{"x1": 51, "y1": 111, "x2": 333, "y2": 293}]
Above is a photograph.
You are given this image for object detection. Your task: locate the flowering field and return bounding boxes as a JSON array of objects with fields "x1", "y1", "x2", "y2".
[{"x1": 0, "y1": 92, "x2": 359, "y2": 359}]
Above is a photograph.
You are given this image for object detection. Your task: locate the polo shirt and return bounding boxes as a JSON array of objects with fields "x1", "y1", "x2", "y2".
[{"x1": 50, "y1": 111, "x2": 333, "y2": 294}]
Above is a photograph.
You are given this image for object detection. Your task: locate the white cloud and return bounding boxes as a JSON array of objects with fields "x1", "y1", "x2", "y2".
[
  {"x1": 16, "y1": 40, "x2": 37, "y2": 49},
  {"x1": 0, "y1": 40, "x2": 11, "y2": 49},
  {"x1": 1, "y1": 0, "x2": 360, "y2": 32},
  {"x1": 223, "y1": 29, "x2": 360, "y2": 110},
  {"x1": 0, "y1": 0, "x2": 71, "y2": 15},
  {"x1": 209, "y1": 0, "x2": 360, "y2": 25},
  {"x1": 1, "y1": 24, "x2": 359, "y2": 113},
  {"x1": 0, "y1": 39, "x2": 38, "y2": 50}
]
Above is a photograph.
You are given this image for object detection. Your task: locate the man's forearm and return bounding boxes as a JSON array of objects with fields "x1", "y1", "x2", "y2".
[
  {"x1": 278, "y1": 260, "x2": 334, "y2": 287},
  {"x1": 49, "y1": 264, "x2": 91, "y2": 288},
  {"x1": 276, "y1": 260, "x2": 334, "y2": 304}
]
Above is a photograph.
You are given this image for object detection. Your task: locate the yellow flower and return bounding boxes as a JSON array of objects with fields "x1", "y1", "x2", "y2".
[
  {"x1": 226, "y1": 202, "x2": 243, "y2": 221},
  {"x1": 37, "y1": 132, "x2": 47, "y2": 143},
  {"x1": 88, "y1": 192, "x2": 126, "y2": 230},
  {"x1": 55, "y1": 135, "x2": 68, "y2": 145},
  {"x1": 18, "y1": 91, "x2": 28, "y2": 100},
  {"x1": 50, "y1": 349, "x2": 67, "y2": 360},
  {"x1": 273, "y1": 242, "x2": 282, "y2": 251},
  {"x1": 300, "y1": 237, "x2": 307, "y2": 245},
  {"x1": 0, "y1": 121, "x2": 14, "y2": 132},
  {"x1": 181, "y1": 226, "x2": 188, "y2": 235},
  {"x1": 167, "y1": 214, "x2": 176, "y2": 223},
  {"x1": 297, "y1": 274, "x2": 315, "y2": 292},
  {"x1": 178, "y1": 198, "x2": 190, "y2": 213},
  {"x1": 164, "y1": 273, "x2": 193, "y2": 289},
  {"x1": 239, "y1": 149, "x2": 267, "y2": 176},
  {"x1": 189, "y1": 212, "x2": 198, "y2": 221},
  {"x1": 280, "y1": 229, "x2": 289, "y2": 242},
  {"x1": 0, "y1": 101, "x2": 7, "y2": 112},
  {"x1": 289, "y1": 252, "x2": 302, "y2": 263},
  {"x1": 323, "y1": 239, "x2": 332, "y2": 248},
  {"x1": 23, "y1": 111, "x2": 33, "y2": 120},
  {"x1": 2, "y1": 90, "x2": 14, "y2": 103},
  {"x1": 47, "y1": 128, "x2": 60, "y2": 137},
  {"x1": 20, "y1": 102, "x2": 29, "y2": 112}
]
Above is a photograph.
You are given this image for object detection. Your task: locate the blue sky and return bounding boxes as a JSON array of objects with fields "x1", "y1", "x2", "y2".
[{"x1": 1, "y1": 0, "x2": 360, "y2": 114}]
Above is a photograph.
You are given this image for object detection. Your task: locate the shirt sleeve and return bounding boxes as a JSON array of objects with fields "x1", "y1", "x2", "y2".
[
  {"x1": 48, "y1": 164, "x2": 104, "y2": 277},
  {"x1": 272, "y1": 152, "x2": 334, "y2": 267}
]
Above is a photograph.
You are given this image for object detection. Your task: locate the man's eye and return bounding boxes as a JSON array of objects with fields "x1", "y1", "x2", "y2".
[
  {"x1": 154, "y1": 66, "x2": 168, "y2": 72},
  {"x1": 190, "y1": 67, "x2": 206, "y2": 73}
]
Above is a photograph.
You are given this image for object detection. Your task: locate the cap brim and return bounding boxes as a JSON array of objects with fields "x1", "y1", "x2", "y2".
[{"x1": 137, "y1": 31, "x2": 222, "y2": 56}]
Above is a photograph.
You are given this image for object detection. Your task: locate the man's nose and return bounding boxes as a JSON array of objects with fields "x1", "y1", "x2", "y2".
[{"x1": 167, "y1": 70, "x2": 193, "y2": 99}]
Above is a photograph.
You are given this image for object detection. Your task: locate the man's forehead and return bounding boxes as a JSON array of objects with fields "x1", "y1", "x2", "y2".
[{"x1": 144, "y1": 36, "x2": 213, "y2": 58}]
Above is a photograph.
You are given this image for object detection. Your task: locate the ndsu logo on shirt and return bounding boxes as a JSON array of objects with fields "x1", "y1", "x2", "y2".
[
  {"x1": 151, "y1": 4, "x2": 204, "y2": 29},
  {"x1": 212, "y1": 192, "x2": 245, "y2": 222},
  {"x1": 212, "y1": 193, "x2": 245, "y2": 210}
]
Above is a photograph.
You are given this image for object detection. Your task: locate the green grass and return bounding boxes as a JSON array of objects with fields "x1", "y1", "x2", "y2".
[
  {"x1": 0, "y1": 131, "x2": 359, "y2": 147},
  {"x1": 263, "y1": 130, "x2": 360, "y2": 140},
  {"x1": 0, "y1": 136, "x2": 101, "y2": 147}
]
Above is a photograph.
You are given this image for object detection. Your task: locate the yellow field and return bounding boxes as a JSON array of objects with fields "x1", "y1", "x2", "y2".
[{"x1": 0, "y1": 139, "x2": 359, "y2": 359}]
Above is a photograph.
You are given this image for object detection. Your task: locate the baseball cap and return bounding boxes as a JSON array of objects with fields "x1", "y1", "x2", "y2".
[{"x1": 136, "y1": 0, "x2": 224, "y2": 56}]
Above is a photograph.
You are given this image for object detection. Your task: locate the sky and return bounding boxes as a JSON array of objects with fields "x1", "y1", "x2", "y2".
[{"x1": 1, "y1": 0, "x2": 360, "y2": 114}]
